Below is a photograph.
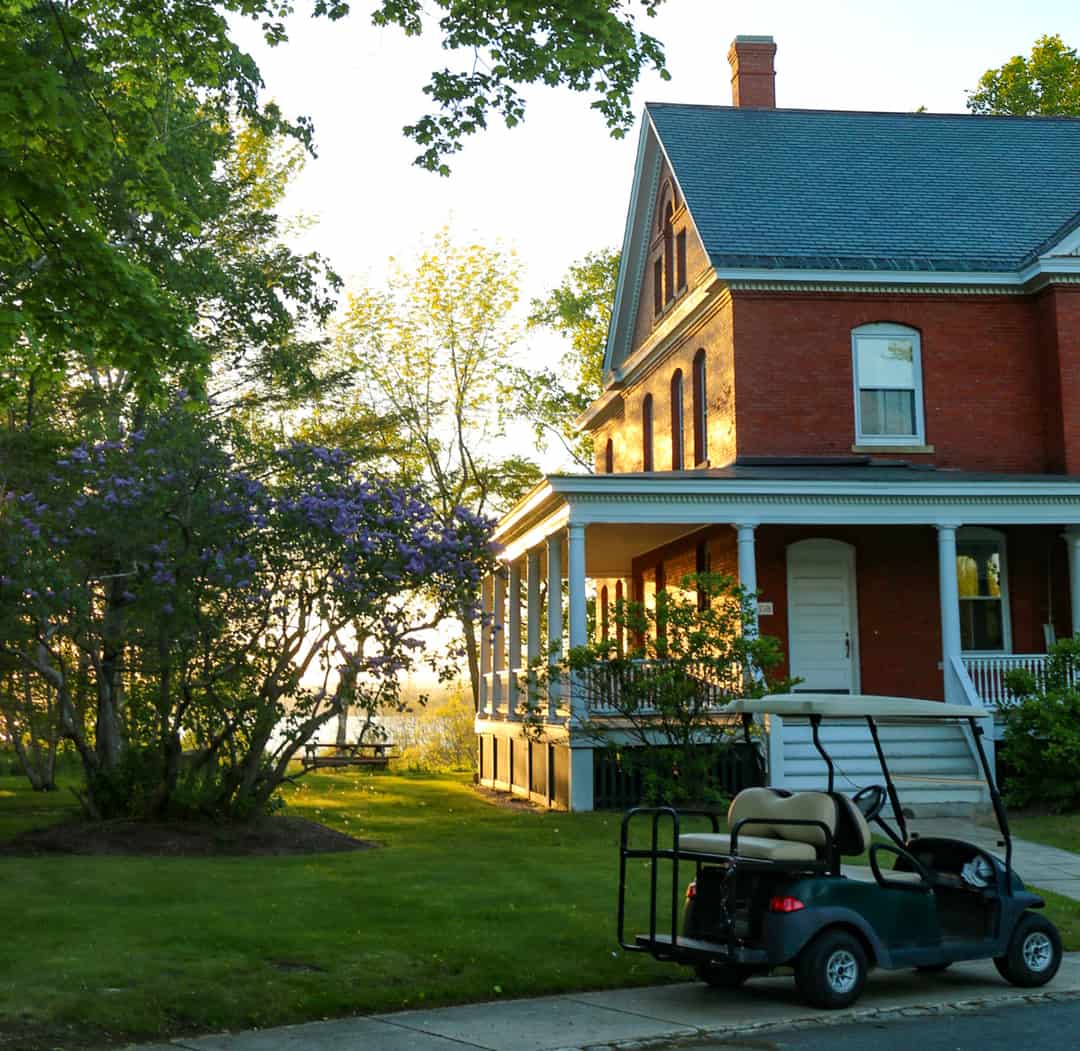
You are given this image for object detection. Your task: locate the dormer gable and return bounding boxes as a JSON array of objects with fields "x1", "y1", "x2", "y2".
[{"x1": 601, "y1": 116, "x2": 714, "y2": 386}]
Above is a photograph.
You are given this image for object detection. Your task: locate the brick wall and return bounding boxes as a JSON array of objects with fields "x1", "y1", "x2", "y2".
[
  {"x1": 730, "y1": 291, "x2": 1050, "y2": 472},
  {"x1": 628, "y1": 524, "x2": 1071, "y2": 701}
]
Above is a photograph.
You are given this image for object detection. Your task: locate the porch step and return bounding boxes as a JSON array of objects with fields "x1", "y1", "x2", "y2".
[{"x1": 777, "y1": 719, "x2": 989, "y2": 818}]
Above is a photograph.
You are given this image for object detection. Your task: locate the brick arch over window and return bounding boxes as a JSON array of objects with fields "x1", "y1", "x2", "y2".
[
  {"x1": 670, "y1": 369, "x2": 684, "y2": 470},
  {"x1": 692, "y1": 349, "x2": 708, "y2": 465},
  {"x1": 642, "y1": 393, "x2": 654, "y2": 472}
]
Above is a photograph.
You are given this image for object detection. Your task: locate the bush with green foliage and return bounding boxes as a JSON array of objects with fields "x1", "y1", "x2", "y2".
[
  {"x1": 1000, "y1": 637, "x2": 1080, "y2": 811},
  {"x1": 526, "y1": 573, "x2": 791, "y2": 806}
]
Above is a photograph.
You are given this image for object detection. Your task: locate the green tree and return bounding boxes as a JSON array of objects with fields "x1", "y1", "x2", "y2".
[
  {"x1": 968, "y1": 34, "x2": 1080, "y2": 116},
  {"x1": 516, "y1": 247, "x2": 619, "y2": 469},
  {"x1": 372, "y1": 1, "x2": 670, "y2": 173},
  {"x1": 1, "y1": 1, "x2": 341, "y2": 445},
  {"x1": 335, "y1": 229, "x2": 542, "y2": 707}
]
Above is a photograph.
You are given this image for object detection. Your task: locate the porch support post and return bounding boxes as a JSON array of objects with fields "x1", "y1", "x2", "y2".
[
  {"x1": 526, "y1": 547, "x2": 542, "y2": 715},
  {"x1": 567, "y1": 523, "x2": 588, "y2": 725},
  {"x1": 479, "y1": 574, "x2": 492, "y2": 715},
  {"x1": 492, "y1": 567, "x2": 506, "y2": 715},
  {"x1": 937, "y1": 522, "x2": 963, "y2": 703},
  {"x1": 1065, "y1": 528, "x2": 1080, "y2": 638},
  {"x1": 546, "y1": 532, "x2": 563, "y2": 720},
  {"x1": 733, "y1": 522, "x2": 759, "y2": 638},
  {"x1": 507, "y1": 559, "x2": 522, "y2": 719}
]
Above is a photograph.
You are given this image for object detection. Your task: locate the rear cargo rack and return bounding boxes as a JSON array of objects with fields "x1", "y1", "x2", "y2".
[{"x1": 617, "y1": 806, "x2": 835, "y2": 964}]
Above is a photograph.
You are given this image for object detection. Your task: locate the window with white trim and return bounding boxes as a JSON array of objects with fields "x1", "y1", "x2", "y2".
[
  {"x1": 957, "y1": 527, "x2": 1011, "y2": 653},
  {"x1": 852, "y1": 324, "x2": 925, "y2": 445}
]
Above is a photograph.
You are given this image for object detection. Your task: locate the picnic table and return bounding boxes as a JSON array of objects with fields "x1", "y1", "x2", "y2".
[{"x1": 301, "y1": 740, "x2": 398, "y2": 771}]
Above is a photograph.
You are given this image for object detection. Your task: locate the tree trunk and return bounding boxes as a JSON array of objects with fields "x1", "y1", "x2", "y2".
[
  {"x1": 461, "y1": 606, "x2": 481, "y2": 711},
  {"x1": 95, "y1": 582, "x2": 127, "y2": 769}
]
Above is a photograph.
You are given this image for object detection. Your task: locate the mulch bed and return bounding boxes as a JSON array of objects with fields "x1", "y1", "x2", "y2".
[{"x1": 0, "y1": 814, "x2": 376, "y2": 856}]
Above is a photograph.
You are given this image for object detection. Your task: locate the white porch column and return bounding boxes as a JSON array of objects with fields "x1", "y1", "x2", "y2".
[
  {"x1": 546, "y1": 531, "x2": 563, "y2": 720},
  {"x1": 734, "y1": 522, "x2": 759, "y2": 638},
  {"x1": 526, "y1": 547, "x2": 542, "y2": 715},
  {"x1": 1065, "y1": 528, "x2": 1080, "y2": 637},
  {"x1": 492, "y1": 567, "x2": 506, "y2": 715},
  {"x1": 567, "y1": 523, "x2": 588, "y2": 724},
  {"x1": 507, "y1": 559, "x2": 522, "y2": 719},
  {"x1": 479, "y1": 574, "x2": 492, "y2": 715},
  {"x1": 937, "y1": 523, "x2": 963, "y2": 703}
]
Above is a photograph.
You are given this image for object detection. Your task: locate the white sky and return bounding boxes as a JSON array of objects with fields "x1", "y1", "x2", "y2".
[
  {"x1": 233, "y1": 0, "x2": 1078, "y2": 297},
  {"x1": 231, "y1": 1, "x2": 1079, "y2": 475}
]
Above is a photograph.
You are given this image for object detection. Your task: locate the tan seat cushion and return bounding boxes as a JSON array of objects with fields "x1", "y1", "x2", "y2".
[
  {"x1": 842, "y1": 864, "x2": 926, "y2": 885},
  {"x1": 729, "y1": 788, "x2": 837, "y2": 849},
  {"x1": 679, "y1": 832, "x2": 817, "y2": 862}
]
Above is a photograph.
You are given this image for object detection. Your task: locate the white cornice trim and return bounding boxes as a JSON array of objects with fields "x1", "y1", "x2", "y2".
[
  {"x1": 549, "y1": 475, "x2": 1080, "y2": 500},
  {"x1": 493, "y1": 473, "x2": 1080, "y2": 550},
  {"x1": 715, "y1": 262, "x2": 1080, "y2": 294}
]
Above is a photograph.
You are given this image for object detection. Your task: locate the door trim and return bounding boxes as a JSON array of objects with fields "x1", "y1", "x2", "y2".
[{"x1": 786, "y1": 538, "x2": 861, "y2": 694}]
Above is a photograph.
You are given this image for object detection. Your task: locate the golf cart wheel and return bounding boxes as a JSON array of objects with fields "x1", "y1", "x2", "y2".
[
  {"x1": 695, "y1": 962, "x2": 751, "y2": 988},
  {"x1": 994, "y1": 913, "x2": 1062, "y2": 987},
  {"x1": 794, "y1": 929, "x2": 868, "y2": 1009}
]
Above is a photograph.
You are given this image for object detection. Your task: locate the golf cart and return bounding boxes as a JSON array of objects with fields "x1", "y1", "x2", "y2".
[{"x1": 617, "y1": 694, "x2": 1062, "y2": 1009}]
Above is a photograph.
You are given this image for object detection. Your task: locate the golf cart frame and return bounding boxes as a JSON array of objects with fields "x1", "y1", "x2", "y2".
[{"x1": 617, "y1": 695, "x2": 1062, "y2": 1008}]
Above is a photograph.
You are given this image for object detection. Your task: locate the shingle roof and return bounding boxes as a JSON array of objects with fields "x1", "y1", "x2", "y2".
[{"x1": 646, "y1": 104, "x2": 1080, "y2": 273}]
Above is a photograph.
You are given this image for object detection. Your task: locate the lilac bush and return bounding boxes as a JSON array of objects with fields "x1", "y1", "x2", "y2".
[{"x1": 0, "y1": 410, "x2": 493, "y2": 818}]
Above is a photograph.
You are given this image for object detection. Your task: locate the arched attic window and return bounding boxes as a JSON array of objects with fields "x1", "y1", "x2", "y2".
[
  {"x1": 670, "y1": 369, "x2": 684, "y2": 470},
  {"x1": 604, "y1": 437, "x2": 614, "y2": 474},
  {"x1": 692, "y1": 349, "x2": 708, "y2": 465},
  {"x1": 654, "y1": 182, "x2": 681, "y2": 314},
  {"x1": 642, "y1": 393, "x2": 654, "y2": 472}
]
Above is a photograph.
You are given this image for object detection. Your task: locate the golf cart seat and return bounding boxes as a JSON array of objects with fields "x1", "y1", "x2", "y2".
[{"x1": 678, "y1": 787, "x2": 870, "y2": 863}]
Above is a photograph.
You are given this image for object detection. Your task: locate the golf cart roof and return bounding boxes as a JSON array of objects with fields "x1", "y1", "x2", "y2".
[{"x1": 721, "y1": 694, "x2": 982, "y2": 721}]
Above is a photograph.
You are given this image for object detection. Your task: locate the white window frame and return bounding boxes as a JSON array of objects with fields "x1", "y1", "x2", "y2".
[
  {"x1": 851, "y1": 323, "x2": 925, "y2": 446},
  {"x1": 957, "y1": 526, "x2": 1012, "y2": 655}
]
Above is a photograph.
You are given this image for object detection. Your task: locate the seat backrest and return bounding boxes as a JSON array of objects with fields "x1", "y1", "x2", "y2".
[
  {"x1": 831, "y1": 793, "x2": 872, "y2": 857},
  {"x1": 728, "y1": 787, "x2": 836, "y2": 849}
]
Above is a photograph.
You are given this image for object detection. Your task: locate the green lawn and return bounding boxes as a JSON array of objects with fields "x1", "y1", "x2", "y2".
[
  {"x1": 3, "y1": 771, "x2": 1079, "y2": 1051},
  {"x1": 1, "y1": 770, "x2": 690, "y2": 1049},
  {"x1": 1009, "y1": 812, "x2": 1080, "y2": 854}
]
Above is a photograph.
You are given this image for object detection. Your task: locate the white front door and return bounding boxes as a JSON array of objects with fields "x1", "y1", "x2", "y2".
[{"x1": 786, "y1": 539, "x2": 859, "y2": 693}]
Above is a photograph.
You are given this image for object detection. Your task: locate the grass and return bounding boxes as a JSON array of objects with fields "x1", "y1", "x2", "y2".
[
  {"x1": 1008, "y1": 812, "x2": 1080, "y2": 854},
  {"x1": 3, "y1": 771, "x2": 1079, "y2": 1051},
  {"x1": 0, "y1": 770, "x2": 691, "y2": 1049}
]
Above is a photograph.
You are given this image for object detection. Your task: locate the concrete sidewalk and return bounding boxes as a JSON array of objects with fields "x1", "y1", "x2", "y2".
[
  {"x1": 132, "y1": 955, "x2": 1080, "y2": 1051},
  {"x1": 915, "y1": 819, "x2": 1080, "y2": 900}
]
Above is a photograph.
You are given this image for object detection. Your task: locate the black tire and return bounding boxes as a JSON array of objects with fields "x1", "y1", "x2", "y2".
[
  {"x1": 794, "y1": 929, "x2": 869, "y2": 1009},
  {"x1": 915, "y1": 963, "x2": 950, "y2": 973},
  {"x1": 695, "y1": 961, "x2": 751, "y2": 988},
  {"x1": 994, "y1": 913, "x2": 1062, "y2": 987}
]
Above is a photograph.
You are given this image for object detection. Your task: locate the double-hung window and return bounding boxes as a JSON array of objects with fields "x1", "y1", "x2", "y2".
[
  {"x1": 852, "y1": 324, "x2": 925, "y2": 445},
  {"x1": 957, "y1": 528, "x2": 1011, "y2": 653}
]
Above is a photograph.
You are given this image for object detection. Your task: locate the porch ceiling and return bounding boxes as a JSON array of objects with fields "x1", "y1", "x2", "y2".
[{"x1": 584, "y1": 523, "x2": 701, "y2": 577}]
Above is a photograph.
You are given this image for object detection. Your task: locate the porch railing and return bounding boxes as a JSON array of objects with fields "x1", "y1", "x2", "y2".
[
  {"x1": 581, "y1": 659, "x2": 742, "y2": 716},
  {"x1": 960, "y1": 653, "x2": 1079, "y2": 708}
]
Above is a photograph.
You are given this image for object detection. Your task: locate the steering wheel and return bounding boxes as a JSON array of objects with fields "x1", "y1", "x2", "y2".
[{"x1": 852, "y1": 784, "x2": 887, "y2": 822}]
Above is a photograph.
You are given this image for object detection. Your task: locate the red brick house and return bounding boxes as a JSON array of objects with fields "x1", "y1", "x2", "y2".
[{"x1": 478, "y1": 36, "x2": 1080, "y2": 811}]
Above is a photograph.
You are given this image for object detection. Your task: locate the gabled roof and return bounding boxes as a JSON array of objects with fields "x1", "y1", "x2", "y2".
[{"x1": 647, "y1": 104, "x2": 1080, "y2": 273}]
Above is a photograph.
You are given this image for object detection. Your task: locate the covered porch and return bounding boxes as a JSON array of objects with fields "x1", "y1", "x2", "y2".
[{"x1": 478, "y1": 465, "x2": 1080, "y2": 810}]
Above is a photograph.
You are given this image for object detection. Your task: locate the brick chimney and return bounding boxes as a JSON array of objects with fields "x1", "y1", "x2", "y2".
[{"x1": 728, "y1": 35, "x2": 777, "y2": 108}]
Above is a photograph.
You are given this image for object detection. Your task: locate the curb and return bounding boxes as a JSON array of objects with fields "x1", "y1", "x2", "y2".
[{"x1": 574, "y1": 986, "x2": 1080, "y2": 1051}]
